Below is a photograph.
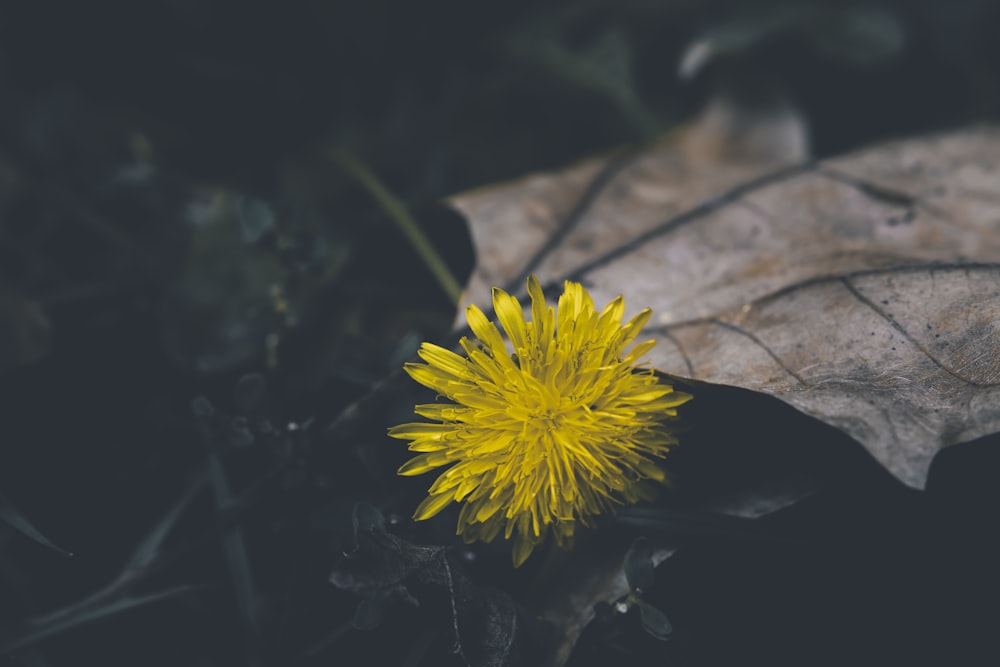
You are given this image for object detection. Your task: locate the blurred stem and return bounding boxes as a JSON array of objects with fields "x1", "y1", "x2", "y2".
[
  {"x1": 207, "y1": 451, "x2": 262, "y2": 638},
  {"x1": 332, "y1": 151, "x2": 463, "y2": 305}
]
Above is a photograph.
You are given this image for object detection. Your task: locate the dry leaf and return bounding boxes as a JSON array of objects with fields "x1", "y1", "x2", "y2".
[{"x1": 448, "y1": 124, "x2": 1000, "y2": 489}]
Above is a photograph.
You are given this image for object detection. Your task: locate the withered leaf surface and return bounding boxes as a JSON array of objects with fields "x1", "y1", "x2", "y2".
[{"x1": 449, "y1": 126, "x2": 1000, "y2": 489}]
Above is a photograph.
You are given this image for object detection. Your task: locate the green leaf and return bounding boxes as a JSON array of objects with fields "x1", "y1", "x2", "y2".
[
  {"x1": 678, "y1": 3, "x2": 904, "y2": 78},
  {"x1": 125, "y1": 473, "x2": 207, "y2": 572},
  {"x1": 236, "y1": 196, "x2": 276, "y2": 244},
  {"x1": 679, "y1": 3, "x2": 812, "y2": 78},
  {"x1": 227, "y1": 416, "x2": 255, "y2": 448},
  {"x1": 623, "y1": 537, "x2": 655, "y2": 592},
  {"x1": 806, "y1": 5, "x2": 904, "y2": 67},
  {"x1": 0, "y1": 585, "x2": 206, "y2": 655},
  {"x1": 637, "y1": 600, "x2": 672, "y2": 641},
  {"x1": 208, "y1": 451, "x2": 260, "y2": 632},
  {"x1": 352, "y1": 502, "x2": 385, "y2": 539},
  {"x1": 508, "y1": 23, "x2": 662, "y2": 136},
  {"x1": 352, "y1": 595, "x2": 385, "y2": 631},
  {"x1": 191, "y1": 395, "x2": 215, "y2": 418},
  {"x1": 0, "y1": 490, "x2": 71, "y2": 556},
  {"x1": 233, "y1": 373, "x2": 267, "y2": 413}
]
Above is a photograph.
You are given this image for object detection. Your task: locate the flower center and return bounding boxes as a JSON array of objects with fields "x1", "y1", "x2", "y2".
[{"x1": 531, "y1": 408, "x2": 562, "y2": 432}]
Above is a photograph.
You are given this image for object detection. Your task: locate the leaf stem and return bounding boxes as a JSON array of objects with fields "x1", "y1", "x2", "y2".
[{"x1": 332, "y1": 151, "x2": 463, "y2": 305}]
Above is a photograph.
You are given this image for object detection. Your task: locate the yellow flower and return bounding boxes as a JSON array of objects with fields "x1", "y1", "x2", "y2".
[{"x1": 389, "y1": 276, "x2": 691, "y2": 566}]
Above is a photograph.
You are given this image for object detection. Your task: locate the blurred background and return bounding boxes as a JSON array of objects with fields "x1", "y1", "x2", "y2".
[{"x1": 0, "y1": 1, "x2": 998, "y2": 665}]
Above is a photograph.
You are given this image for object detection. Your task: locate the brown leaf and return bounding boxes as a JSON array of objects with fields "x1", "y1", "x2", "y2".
[{"x1": 448, "y1": 125, "x2": 1000, "y2": 489}]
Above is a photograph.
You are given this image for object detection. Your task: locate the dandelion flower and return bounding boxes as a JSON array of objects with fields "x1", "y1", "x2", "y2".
[{"x1": 389, "y1": 276, "x2": 691, "y2": 566}]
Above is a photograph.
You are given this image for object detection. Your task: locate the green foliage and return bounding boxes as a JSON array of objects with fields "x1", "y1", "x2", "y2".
[
  {"x1": 623, "y1": 537, "x2": 655, "y2": 593},
  {"x1": 637, "y1": 600, "x2": 673, "y2": 641},
  {"x1": 679, "y1": 2, "x2": 905, "y2": 78},
  {"x1": 0, "y1": 490, "x2": 72, "y2": 556},
  {"x1": 623, "y1": 537, "x2": 673, "y2": 642},
  {"x1": 0, "y1": 0, "x2": 997, "y2": 665}
]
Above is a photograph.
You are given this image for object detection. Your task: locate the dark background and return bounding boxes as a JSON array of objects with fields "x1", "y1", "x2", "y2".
[{"x1": 0, "y1": 1, "x2": 999, "y2": 665}]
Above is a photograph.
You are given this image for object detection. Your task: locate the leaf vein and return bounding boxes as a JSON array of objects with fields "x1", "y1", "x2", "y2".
[
  {"x1": 709, "y1": 319, "x2": 810, "y2": 387},
  {"x1": 839, "y1": 277, "x2": 999, "y2": 388}
]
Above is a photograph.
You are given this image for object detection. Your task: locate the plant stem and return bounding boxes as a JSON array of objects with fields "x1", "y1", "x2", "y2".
[{"x1": 332, "y1": 151, "x2": 463, "y2": 305}]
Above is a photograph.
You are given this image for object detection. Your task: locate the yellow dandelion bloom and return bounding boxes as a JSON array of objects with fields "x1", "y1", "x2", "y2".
[{"x1": 388, "y1": 276, "x2": 691, "y2": 566}]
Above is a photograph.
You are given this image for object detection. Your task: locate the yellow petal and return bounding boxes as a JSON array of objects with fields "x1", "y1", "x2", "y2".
[
  {"x1": 625, "y1": 339, "x2": 657, "y2": 362},
  {"x1": 387, "y1": 422, "x2": 456, "y2": 440},
  {"x1": 473, "y1": 493, "x2": 507, "y2": 523},
  {"x1": 511, "y1": 530, "x2": 538, "y2": 567},
  {"x1": 418, "y1": 343, "x2": 474, "y2": 379},
  {"x1": 413, "y1": 492, "x2": 454, "y2": 521},
  {"x1": 492, "y1": 288, "x2": 526, "y2": 347},
  {"x1": 622, "y1": 386, "x2": 675, "y2": 403},
  {"x1": 404, "y1": 363, "x2": 464, "y2": 395},
  {"x1": 527, "y1": 275, "x2": 553, "y2": 342},
  {"x1": 599, "y1": 295, "x2": 625, "y2": 326},
  {"x1": 466, "y1": 304, "x2": 507, "y2": 357},
  {"x1": 397, "y1": 453, "x2": 448, "y2": 476}
]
